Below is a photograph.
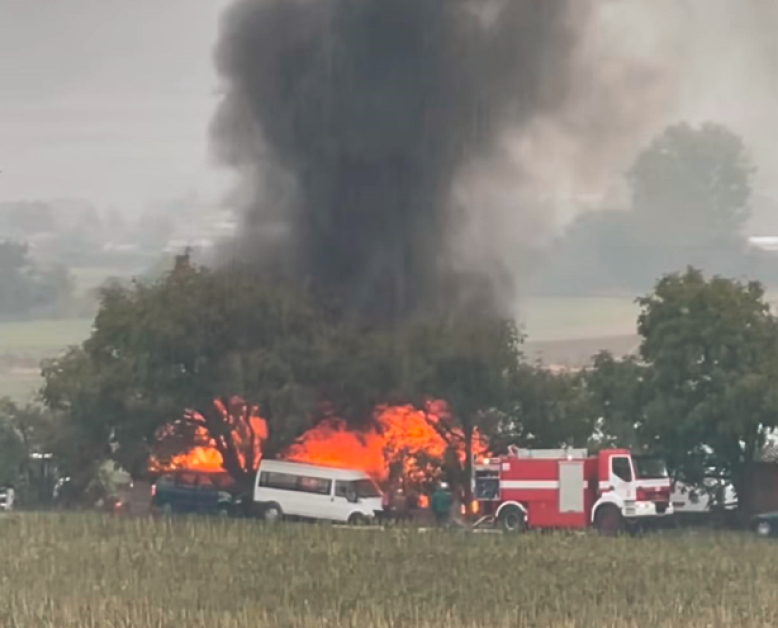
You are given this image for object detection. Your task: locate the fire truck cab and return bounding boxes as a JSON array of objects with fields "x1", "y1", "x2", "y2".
[{"x1": 472, "y1": 447, "x2": 672, "y2": 535}]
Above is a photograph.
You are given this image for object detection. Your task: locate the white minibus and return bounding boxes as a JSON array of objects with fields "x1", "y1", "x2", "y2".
[{"x1": 253, "y1": 460, "x2": 383, "y2": 524}]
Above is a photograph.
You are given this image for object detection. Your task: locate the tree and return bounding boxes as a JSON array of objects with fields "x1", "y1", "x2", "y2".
[
  {"x1": 0, "y1": 240, "x2": 75, "y2": 320},
  {"x1": 585, "y1": 352, "x2": 651, "y2": 451},
  {"x1": 402, "y1": 317, "x2": 523, "y2": 503},
  {"x1": 0, "y1": 400, "x2": 26, "y2": 488},
  {"x1": 637, "y1": 267, "x2": 778, "y2": 513},
  {"x1": 535, "y1": 122, "x2": 756, "y2": 294},
  {"x1": 497, "y1": 364, "x2": 594, "y2": 452},
  {"x1": 630, "y1": 122, "x2": 754, "y2": 248},
  {"x1": 42, "y1": 254, "x2": 336, "y2": 490},
  {"x1": 0, "y1": 398, "x2": 60, "y2": 502}
]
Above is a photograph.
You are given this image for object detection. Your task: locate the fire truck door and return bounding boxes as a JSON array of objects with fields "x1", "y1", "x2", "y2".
[
  {"x1": 558, "y1": 461, "x2": 584, "y2": 513},
  {"x1": 610, "y1": 456, "x2": 636, "y2": 503}
]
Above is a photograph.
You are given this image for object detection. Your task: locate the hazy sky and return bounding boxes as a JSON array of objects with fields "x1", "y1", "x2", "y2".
[
  {"x1": 0, "y1": 0, "x2": 230, "y2": 209},
  {"x1": 1, "y1": 0, "x2": 778, "y2": 218}
]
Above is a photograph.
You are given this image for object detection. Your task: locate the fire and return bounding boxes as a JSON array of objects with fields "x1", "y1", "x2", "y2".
[
  {"x1": 155, "y1": 440, "x2": 225, "y2": 472},
  {"x1": 285, "y1": 401, "x2": 487, "y2": 485},
  {"x1": 151, "y1": 398, "x2": 488, "y2": 494},
  {"x1": 150, "y1": 397, "x2": 267, "y2": 473}
]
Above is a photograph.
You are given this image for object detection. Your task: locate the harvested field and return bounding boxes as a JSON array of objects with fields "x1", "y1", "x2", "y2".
[
  {"x1": 0, "y1": 318, "x2": 92, "y2": 401},
  {"x1": 1, "y1": 514, "x2": 777, "y2": 627}
]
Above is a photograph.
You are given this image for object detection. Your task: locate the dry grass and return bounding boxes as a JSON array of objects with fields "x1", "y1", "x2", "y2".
[{"x1": 1, "y1": 514, "x2": 777, "y2": 627}]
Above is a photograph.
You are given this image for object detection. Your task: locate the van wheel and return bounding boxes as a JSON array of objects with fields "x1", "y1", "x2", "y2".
[
  {"x1": 497, "y1": 505, "x2": 526, "y2": 533},
  {"x1": 595, "y1": 505, "x2": 624, "y2": 537},
  {"x1": 217, "y1": 507, "x2": 230, "y2": 518},
  {"x1": 756, "y1": 520, "x2": 772, "y2": 537},
  {"x1": 160, "y1": 503, "x2": 173, "y2": 517},
  {"x1": 263, "y1": 503, "x2": 283, "y2": 523},
  {"x1": 348, "y1": 513, "x2": 369, "y2": 526}
]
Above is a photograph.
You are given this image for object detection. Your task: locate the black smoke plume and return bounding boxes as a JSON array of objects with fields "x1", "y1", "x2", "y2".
[{"x1": 212, "y1": 0, "x2": 592, "y2": 320}]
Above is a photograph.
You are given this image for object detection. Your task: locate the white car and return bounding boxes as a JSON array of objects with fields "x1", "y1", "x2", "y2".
[
  {"x1": 0, "y1": 487, "x2": 15, "y2": 511},
  {"x1": 254, "y1": 460, "x2": 384, "y2": 524},
  {"x1": 671, "y1": 479, "x2": 737, "y2": 514}
]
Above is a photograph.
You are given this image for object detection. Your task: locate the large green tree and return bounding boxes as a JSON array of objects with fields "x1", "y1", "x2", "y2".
[
  {"x1": 630, "y1": 122, "x2": 754, "y2": 248},
  {"x1": 401, "y1": 317, "x2": 524, "y2": 502},
  {"x1": 637, "y1": 267, "x2": 778, "y2": 512},
  {"x1": 43, "y1": 255, "x2": 334, "y2": 488},
  {"x1": 585, "y1": 352, "x2": 651, "y2": 452},
  {"x1": 496, "y1": 363, "x2": 594, "y2": 453},
  {"x1": 539, "y1": 122, "x2": 756, "y2": 294}
]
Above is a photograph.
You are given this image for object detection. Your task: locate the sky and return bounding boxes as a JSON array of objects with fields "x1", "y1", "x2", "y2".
[
  {"x1": 0, "y1": 0, "x2": 230, "y2": 210},
  {"x1": 1, "y1": 0, "x2": 778, "y2": 221}
]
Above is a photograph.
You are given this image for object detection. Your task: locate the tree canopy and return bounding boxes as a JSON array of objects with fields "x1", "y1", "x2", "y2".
[
  {"x1": 40, "y1": 254, "x2": 540, "y2": 495},
  {"x1": 536, "y1": 122, "x2": 757, "y2": 294},
  {"x1": 630, "y1": 122, "x2": 754, "y2": 247},
  {"x1": 0, "y1": 240, "x2": 75, "y2": 321},
  {"x1": 636, "y1": 267, "x2": 778, "y2": 510}
]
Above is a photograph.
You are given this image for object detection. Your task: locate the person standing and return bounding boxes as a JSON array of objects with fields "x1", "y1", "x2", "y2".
[{"x1": 430, "y1": 481, "x2": 452, "y2": 526}]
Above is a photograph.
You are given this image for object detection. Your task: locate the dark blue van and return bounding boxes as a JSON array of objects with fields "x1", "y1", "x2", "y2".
[{"x1": 151, "y1": 471, "x2": 236, "y2": 517}]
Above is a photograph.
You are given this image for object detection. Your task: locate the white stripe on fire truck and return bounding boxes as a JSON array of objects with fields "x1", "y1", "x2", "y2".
[
  {"x1": 501, "y1": 480, "x2": 561, "y2": 490},
  {"x1": 502, "y1": 480, "x2": 608, "y2": 491}
]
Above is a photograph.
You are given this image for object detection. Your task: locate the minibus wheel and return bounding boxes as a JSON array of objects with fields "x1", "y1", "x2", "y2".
[{"x1": 263, "y1": 503, "x2": 283, "y2": 523}]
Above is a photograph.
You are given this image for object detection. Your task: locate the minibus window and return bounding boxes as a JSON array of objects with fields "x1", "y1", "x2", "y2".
[
  {"x1": 260, "y1": 471, "x2": 298, "y2": 491},
  {"x1": 298, "y1": 476, "x2": 332, "y2": 495}
]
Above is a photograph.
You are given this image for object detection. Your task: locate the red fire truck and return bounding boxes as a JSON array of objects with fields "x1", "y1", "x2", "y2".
[{"x1": 472, "y1": 447, "x2": 673, "y2": 534}]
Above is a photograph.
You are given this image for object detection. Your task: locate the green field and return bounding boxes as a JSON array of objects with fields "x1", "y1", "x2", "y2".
[
  {"x1": 518, "y1": 296, "x2": 640, "y2": 342},
  {"x1": 0, "y1": 299, "x2": 645, "y2": 401},
  {"x1": 0, "y1": 318, "x2": 93, "y2": 402},
  {"x1": 0, "y1": 318, "x2": 93, "y2": 351},
  {"x1": 1, "y1": 514, "x2": 777, "y2": 627},
  {"x1": 0, "y1": 294, "x2": 729, "y2": 401}
]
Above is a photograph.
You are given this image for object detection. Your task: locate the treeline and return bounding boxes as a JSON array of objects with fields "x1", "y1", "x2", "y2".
[
  {"x1": 4, "y1": 256, "x2": 778, "y2": 513},
  {"x1": 0, "y1": 240, "x2": 77, "y2": 321},
  {"x1": 536, "y1": 122, "x2": 778, "y2": 294}
]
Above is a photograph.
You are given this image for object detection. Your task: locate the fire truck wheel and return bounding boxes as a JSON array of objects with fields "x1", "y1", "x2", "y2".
[
  {"x1": 263, "y1": 503, "x2": 283, "y2": 523},
  {"x1": 594, "y1": 505, "x2": 624, "y2": 536},
  {"x1": 497, "y1": 505, "x2": 526, "y2": 533}
]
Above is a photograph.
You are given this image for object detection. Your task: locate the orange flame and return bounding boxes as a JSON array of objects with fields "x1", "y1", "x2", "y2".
[
  {"x1": 285, "y1": 401, "x2": 487, "y2": 485},
  {"x1": 150, "y1": 397, "x2": 267, "y2": 473},
  {"x1": 151, "y1": 398, "x2": 487, "y2": 492}
]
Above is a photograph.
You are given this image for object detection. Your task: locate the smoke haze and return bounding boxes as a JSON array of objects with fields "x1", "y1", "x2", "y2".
[
  {"x1": 212, "y1": 0, "x2": 607, "y2": 319},
  {"x1": 211, "y1": 0, "x2": 778, "y2": 319}
]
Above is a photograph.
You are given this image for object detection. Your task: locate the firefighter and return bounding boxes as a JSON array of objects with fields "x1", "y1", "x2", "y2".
[{"x1": 430, "y1": 481, "x2": 452, "y2": 526}]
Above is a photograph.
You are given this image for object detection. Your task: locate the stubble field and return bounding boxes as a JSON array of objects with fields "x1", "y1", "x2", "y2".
[{"x1": 1, "y1": 514, "x2": 777, "y2": 628}]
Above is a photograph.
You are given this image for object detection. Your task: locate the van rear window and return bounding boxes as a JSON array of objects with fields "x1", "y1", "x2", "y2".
[{"x1": 178, "y1": 473, "x2": 197, "y2": 488}]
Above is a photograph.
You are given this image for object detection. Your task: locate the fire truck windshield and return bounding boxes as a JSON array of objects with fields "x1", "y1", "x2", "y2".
[{"x1": 633, "y1": 457, "x2": 669, "y2": 479}]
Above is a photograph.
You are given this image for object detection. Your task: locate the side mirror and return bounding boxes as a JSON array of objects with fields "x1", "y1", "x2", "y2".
[{"x1": 346, "y1": 490, "x2": 359, "y2": 503}]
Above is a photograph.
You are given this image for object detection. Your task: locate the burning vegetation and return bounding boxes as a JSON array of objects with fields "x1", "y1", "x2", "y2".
[
  {"x1": 150, "y1": 397, "x2": 267, "y2": 479},
  {"x1": 151, "y1": 399, "x2": 488, "y2": 495}
]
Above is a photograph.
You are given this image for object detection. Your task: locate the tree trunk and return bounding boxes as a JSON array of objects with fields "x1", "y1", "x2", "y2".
[{"x1": 202, "y1": 398, "x2": 252, "y2": 493}]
